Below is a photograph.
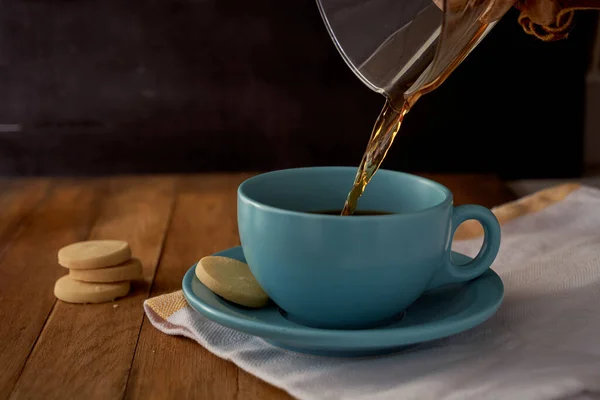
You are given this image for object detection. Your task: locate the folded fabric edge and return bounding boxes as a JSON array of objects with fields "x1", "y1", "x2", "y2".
[
  {"x1": 143, "y1": 302, "x2": 309, "y2": 400},
  {"x1": 454, "y1": 182, "x2": 582, "y2": 240},
  {"x1": 143, "y1": 295, "x2": 216, "y2": 350},
  {"x1": 144, "y1": 289, "x2": 189, "y2": 320}
]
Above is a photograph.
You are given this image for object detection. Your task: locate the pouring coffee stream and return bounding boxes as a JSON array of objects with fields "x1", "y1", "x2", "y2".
[
  {"x1": 316, "y1": 0, "x2": 600, "y2": 215},
  {"x1": 333, "y1": 0, "x2": 497, "y2": 215}
]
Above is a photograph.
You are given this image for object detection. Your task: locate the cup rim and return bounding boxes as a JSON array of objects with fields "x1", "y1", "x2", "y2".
[{"x1": 237, "y1": 166, "x2": 453, "y2": 220}]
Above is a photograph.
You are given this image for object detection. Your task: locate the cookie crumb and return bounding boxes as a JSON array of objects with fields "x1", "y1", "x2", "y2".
[{"x1": 113, "y1": 304, "x2": 119, "y2": 309}]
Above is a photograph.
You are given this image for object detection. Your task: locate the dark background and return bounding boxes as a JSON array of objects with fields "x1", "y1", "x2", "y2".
[{"x1": 0, "y1": 0, "x2": 598, "y2": 179}]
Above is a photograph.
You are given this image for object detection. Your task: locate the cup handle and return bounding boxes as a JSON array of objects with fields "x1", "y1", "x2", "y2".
[{"x1": 426, "y1": 204, "x2": 501, "y2": 290}]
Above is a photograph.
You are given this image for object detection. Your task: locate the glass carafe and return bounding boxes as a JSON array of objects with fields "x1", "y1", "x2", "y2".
[{"x1": 315, "y1": 0, "x2": 507, "y2": 109}]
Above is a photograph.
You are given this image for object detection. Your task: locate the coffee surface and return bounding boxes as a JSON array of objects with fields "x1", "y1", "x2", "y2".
[{"x1": 311, "y1": 210, "x2": 393, "y2": 216}]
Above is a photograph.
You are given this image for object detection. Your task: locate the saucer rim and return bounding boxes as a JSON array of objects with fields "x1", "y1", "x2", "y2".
[{"x1": 182, "y1": 246, "x2": 504, "y2": 349}]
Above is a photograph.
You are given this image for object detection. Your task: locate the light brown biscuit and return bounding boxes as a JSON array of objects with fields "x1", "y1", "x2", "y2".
[
  {"x1": 69, "y1": 258, "x2": 143, "y2": 283},
  {"x1": 58, "y1": 240, "x2": 131, "y2": 270},
  {"x1": 54, "y1": 275, "x2": 130, "y2": 304},
  {"x1": 196, "y1": 256, "x2": 269, "y2": 308}
]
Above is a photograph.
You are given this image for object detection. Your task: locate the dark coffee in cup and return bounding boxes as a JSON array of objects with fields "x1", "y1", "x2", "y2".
[{"x1": 311, "y1": 210, "x2": 393, "y2": 216}]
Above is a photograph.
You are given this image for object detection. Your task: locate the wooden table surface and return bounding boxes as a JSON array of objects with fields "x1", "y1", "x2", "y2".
[{"x1": 0, "y1": 173, "x2": 515, "y2": 400}]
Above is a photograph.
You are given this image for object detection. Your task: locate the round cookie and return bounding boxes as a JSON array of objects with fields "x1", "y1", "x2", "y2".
[
  {"x1": 196, "y1": 256, "x2": 269, "y2": 308},
  {"x1": 54, "y1": 275, "x2": 130, "y2": 304},
  {"x1": 58, "y1": 240, "x2": 131, "y2": 270},
  {"x1": 69, "y1": 258, "x2": 143, "y2": 283}
]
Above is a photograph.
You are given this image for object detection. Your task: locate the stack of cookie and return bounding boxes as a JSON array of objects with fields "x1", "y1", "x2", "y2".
[{"x1": 54, "y1": 240, "x2": 143, "y2": 304}]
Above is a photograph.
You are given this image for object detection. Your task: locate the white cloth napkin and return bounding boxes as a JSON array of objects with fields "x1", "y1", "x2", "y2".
[{"x1": 144, "y1": 185, "x2": 600, "y2": 400}]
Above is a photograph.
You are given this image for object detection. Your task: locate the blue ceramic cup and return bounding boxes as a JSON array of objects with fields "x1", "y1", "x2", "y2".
[{"x1": 237, "y1": 167, "x2": 500, "y2": 329}]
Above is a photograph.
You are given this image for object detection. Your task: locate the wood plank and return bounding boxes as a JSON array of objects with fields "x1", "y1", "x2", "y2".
[
  {"x1": 0, "y1": 178, "x2": 106, "y2": 400},
  {"x1": 237, "y1": 371, "x2": 291, "y2": 400},
  {"x1": 0, "y1": 178, "x2": 51, "y2": 255},
  {"x1": 9, "y1": 176, "x2": 176, "y2": 400},
  {"x1": 125, "y1": 173, "x2": 253, "y2": 400}
]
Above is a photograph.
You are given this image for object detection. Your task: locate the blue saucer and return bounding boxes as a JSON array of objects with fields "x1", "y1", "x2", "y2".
[{"x1": 182, "y1": 246, "x2": 504, "y2": 357}]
